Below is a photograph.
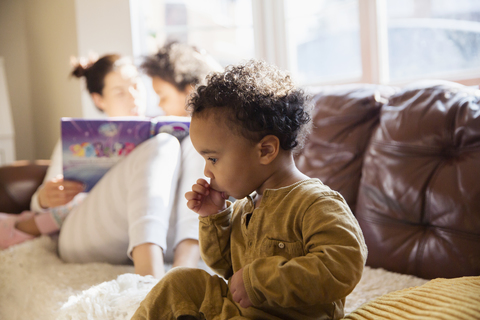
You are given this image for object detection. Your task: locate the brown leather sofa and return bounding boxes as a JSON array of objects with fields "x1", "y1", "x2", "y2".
[
  {"x1": 0, "y1": 160, "x2": 49, "y2": 213},
  {"x1": 296, "y1": 80, "x2": 480, "y2": 280},
  {"x1": 1, "y1": 80, "x2": 478, "y2": 281}
]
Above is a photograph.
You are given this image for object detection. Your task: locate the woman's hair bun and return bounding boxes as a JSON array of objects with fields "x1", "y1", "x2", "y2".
[
  {"x1": 71, "y1": 64, "x2": 86, "y2": 78},
  {"x1": 70, "y1": 56, "x2": 96, "y2": 78}
]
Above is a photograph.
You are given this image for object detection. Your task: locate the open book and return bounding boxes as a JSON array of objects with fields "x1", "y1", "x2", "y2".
[{"x1": 61, "y1": 116, "x2": 190, "y2": 192}]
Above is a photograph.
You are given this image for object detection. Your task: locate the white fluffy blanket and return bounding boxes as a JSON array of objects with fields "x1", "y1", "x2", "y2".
[{"x1": 0, "y1": 236, "x2": 428, "y2": 320}]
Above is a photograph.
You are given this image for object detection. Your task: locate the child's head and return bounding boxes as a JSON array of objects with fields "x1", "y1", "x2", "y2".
[
  {"x1": 140, "y1": 42, "x2": 222, "y2": 116},
  {"x1": 188, "y1": 59, "x2": 311, "y2": 199},
  {"x1": 188, "y1": 59, "x2": 311, "y2": 151}
]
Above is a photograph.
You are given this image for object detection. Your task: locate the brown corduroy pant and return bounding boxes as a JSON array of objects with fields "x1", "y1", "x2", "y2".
[{"x1": 131, "y1": 267, "x2": 249, "y2": 320}]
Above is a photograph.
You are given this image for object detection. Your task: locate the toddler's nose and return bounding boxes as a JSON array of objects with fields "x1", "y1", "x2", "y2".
[{"x1": 204, "y1": 167, "x2": 213, "y2": 179}]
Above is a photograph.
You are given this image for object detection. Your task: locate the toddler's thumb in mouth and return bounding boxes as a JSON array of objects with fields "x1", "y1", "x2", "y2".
[{"x1": 221, "y1": 192, "x2": 229, "y2": 200}]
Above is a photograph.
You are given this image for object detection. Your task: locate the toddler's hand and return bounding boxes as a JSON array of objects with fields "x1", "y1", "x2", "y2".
[
  {"x1": 230, "y1": 267, "x2": 252, "y2": 308},
  {"x1": 38, "y1": 175, "x2": 85, "y2": 208},
  {"x1": 185, "y1": 178, "x2": 228, "y2": 217}
]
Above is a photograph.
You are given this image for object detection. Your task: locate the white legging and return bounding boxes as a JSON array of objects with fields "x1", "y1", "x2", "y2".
[{"x1": 58, "y1": 133, "x2": 181, "y2": 265}]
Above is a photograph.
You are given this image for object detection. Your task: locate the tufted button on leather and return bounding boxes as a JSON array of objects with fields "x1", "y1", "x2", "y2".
[{"x1": 278, "y1": 242, "x2": 285, "y2": 249}]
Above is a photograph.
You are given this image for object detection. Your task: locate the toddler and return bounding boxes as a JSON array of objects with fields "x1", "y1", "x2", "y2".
[{"x1": 132, "y1": 60, "x2": 368, "y2": 320}]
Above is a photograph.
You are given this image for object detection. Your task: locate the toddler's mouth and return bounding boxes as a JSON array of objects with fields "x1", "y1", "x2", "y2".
[{"x1": 209, "y1": 184, "x2": 228, "y2": 199}]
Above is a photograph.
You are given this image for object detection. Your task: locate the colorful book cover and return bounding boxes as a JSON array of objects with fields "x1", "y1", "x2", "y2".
[
  {"x1": 152, "y1": 117, "x2": 190, "y2": 141},
  {"x1": 61, "y1": 116, "x2": 190, "y2": 192}
]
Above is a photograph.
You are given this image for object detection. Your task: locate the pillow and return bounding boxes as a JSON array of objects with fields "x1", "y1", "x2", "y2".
[{"x1": 343, "y1": 276, "x2": 480, "y2": 320}]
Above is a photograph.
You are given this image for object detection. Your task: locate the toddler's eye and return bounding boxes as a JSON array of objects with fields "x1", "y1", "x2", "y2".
[{"x1": 208, "y1": 157, "x2": 217, "y2": 164}]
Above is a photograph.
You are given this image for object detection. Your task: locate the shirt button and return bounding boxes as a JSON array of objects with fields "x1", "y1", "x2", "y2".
[{"x1": 278, "y1": 242, "x2": 285, "y2": 249}]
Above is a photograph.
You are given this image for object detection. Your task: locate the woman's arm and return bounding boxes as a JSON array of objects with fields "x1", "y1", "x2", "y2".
[
  {"x1": 31, "y1": 140, "x2": 83, "y2": 210},
  {"x1": 31, "y1": 140, "x2": 63, "y2": 211},
  {"x1": 132, "y1": 243, "x2": 166, "y2": 279}
]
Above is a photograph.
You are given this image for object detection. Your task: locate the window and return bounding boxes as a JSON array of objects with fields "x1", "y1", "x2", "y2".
[
  {"x1": 133, "y1": 0, "x2": 255, "y2": 66},
  {"x1": 386, "y1": 0, "x2": 480, "y2": 82},
  {"x1": 132, "y1": 0, "x2": 479, "y2": 89},
  {"x1": 284, "y1": 0, "x2": 362, "y2": 84}
]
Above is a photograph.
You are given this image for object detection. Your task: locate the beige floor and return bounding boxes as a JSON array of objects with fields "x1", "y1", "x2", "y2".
[{"x1": 0, "y1": 235, "x2": 428, "y2": 320}]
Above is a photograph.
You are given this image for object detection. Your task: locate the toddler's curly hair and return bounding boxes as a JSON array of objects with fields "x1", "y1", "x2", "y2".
[{"x1": 188, "y1": 59, "x2": 312, "y2": 151}]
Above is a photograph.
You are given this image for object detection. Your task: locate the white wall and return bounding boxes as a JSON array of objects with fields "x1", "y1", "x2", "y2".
[
  {"x1": 0, "y1": 57, "x2": 16, "y2": 165},
  {"x1": 25, "y1": 0, "x2": 83, "y2": 160},
  {"x1": 74, "y1": 0, "x2": 134, "y2": 119},
  {"x1": 0, "y1": 0, "x2": 135, "y2": 160},
  {"x1": 0, "y1": 0, "x2": 35, "y2": 160}
]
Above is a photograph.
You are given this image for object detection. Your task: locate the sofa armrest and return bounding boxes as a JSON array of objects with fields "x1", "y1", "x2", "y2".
[{"x1": 0, "y1": 160, "x2": 50, "y2": 213}]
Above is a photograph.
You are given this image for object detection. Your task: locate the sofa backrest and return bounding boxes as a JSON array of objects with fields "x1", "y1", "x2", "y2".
[
  {"x1": 0, "y1": 160, "x2": 49, "y2": 213},
  {"x1": 296, "y1": 84, "x2": 398, "y2": 213},
  {"x1": 297, "y1": 81, "x2": 480, "y2": 279}
]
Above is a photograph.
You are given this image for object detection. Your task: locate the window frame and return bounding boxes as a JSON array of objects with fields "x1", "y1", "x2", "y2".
[
  {"x1": 130, "y1": 0, "x2": 479, "y2": 87},
  {"x1": 263, "y1": 0, "x2": 480, "y2": 86}
]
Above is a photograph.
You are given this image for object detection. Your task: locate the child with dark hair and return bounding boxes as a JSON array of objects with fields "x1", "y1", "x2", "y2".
[
  {"x1": 132, "y1": 60, "x2": 368, "y2": 320},
  {"x1": 140, "y1": 41, "x2": 222, "y2": 117}
]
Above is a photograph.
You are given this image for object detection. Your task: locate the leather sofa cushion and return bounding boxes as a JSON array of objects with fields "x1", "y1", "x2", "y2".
[
  {"x1": 355, "y1": 81, "x2": 480, "y2": 279},
  {"x1": 0, "y1": 160, "x2": 49, "y2": 213},
  {"x1": 296, "y1": 84, "x2": 398, "y2": 213}
]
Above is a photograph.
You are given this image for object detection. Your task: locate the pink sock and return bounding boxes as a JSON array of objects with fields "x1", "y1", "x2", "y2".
[
  {"x1": 0, "y1": 213, "x2": 35, "y2": 249},
  {"x1": 34, "y1": 212, "x2": 60, "y2": 235}
]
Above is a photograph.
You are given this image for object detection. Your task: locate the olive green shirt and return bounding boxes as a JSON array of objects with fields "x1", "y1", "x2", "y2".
[{"x1": 199, "y1": 179, "x2": 368, "y2": 320}]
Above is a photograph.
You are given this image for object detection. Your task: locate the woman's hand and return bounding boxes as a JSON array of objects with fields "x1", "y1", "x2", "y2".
[
  {"x1": 185, "y1": 178, "x2": 229, "y2": 217},
  {"x1": 38, "y1": 175, "x2": 84, "y2": 208}
]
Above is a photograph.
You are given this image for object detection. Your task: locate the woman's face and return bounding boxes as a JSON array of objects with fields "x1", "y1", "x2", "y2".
[
  {"x1": 151, "y1": 76, "x2": 192, "y2": 117},
  {"x1": 93, "y1": 65, "x2": 146, "y2": 117}
]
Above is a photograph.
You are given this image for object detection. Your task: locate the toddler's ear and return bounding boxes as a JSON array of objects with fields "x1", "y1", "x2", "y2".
[{"x1": 258, "y1": 135, "x2": 279, "y2": 165}]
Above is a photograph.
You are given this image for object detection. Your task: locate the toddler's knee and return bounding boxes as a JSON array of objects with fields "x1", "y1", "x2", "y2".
[
  {"x1": 166, "y1": 266, "x2": 205, "y2": 279},
  {"x1": 163, "y1": 267, "x2": 211, "y2": 289}
]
